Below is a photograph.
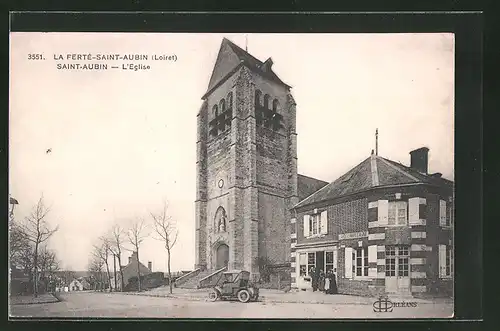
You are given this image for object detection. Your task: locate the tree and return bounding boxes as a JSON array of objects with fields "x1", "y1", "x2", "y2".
[
  {"x1": 127, "y1": 217, "x2": 149, "y2": 292},
  {"x1": 18, "y1": 196, "x2": 59, "y2": 297},
  {"x1": 88, "y1": 255, "x2": 104, "y2": 291},
  {"x1": 9, "y1": 216, "x2": 30, "y2": 268},
  {"x1": 92, "y1": 239, "x2": 112, "y2": 292},
  {"x1": 38, "y1": 246, "x2": 60, "y2": 292},
  {"x1": 109, "y1": 224, "x2": 126, "y2": 291},
  {"x1": 150, "y1": 201, "x2": 178, "y2": 294}
]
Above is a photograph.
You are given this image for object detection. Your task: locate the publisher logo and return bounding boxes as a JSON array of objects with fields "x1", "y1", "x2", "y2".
[
  {"x1": 373, "y1": 296, "x2": 393, "y2": 312},
  {"x1": 373, "y1": 296, "x2": 418, "y2": 312}
]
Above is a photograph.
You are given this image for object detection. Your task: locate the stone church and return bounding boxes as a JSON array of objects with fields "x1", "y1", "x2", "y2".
[{"x1": 194, "y1": 38, "x2": 327, "y2": 279}]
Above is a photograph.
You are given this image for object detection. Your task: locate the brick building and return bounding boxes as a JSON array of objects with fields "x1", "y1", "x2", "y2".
[
  {"x1": 195, "y1": 38, "x2": 326, "y2": 280},
  {"x1": 290, "y1": 148, "x2": 454, "y2": 297}
]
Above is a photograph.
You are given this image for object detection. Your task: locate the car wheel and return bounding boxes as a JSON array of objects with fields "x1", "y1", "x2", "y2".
[
  {"x1": 237, "y1": 289, "x2": 251, "y2": 303},
  {"x1": 208, "y1": 289, "x2": 219, "y2": 302}
]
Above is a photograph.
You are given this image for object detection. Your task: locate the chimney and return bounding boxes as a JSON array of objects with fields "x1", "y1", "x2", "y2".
[
  {"x1": 409, "y1": 147, "x2": 429, "y2": 174},
  {"x1": 148, "y1": 261, "x2": 152, "y2": 272}
]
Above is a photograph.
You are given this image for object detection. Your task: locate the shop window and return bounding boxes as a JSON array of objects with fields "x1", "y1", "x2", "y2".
[
  {"x1": 354, "y1": 247, "x2": 369, "y2": 277},
  {"x1": 299, "y1": 253, "x2": 307, "y2": 276},
  {"x1": 388, "y1": 201, "x2": 408, "y2": 226},
  {"x1": 385, "y1": 245, "x2": 410, "y2": 277},
  {"x1": 326, "y1": 251, "x2": 335, "y2": 273},
  {"x1": 308, "y1": 252, "x2": 315, "y2": 274}
]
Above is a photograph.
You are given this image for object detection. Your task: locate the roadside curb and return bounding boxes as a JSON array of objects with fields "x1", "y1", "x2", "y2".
[
  {"x1": 100, "y1": 291, "x2": 452, "y2": 306},
  {"x1": 10, "y1": 293, "x2": 61, "y2": 306},
  {"x1": 104, "y1": 291, "x2": 373, "y2": 305}
]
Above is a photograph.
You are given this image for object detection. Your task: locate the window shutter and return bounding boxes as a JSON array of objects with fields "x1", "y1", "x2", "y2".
[
  {"x1": 408, "y1": 197, "x2": 420, "y2": 224},
  {"x1": 303, "y1": 214, "x2": 309, "y2": 237},
  {"x1": 439, "y1": 200, "x2": 447, "y2": 226},
  {"x1": 438, "y1": 244, "x2": 446, "y2": 277},
  {"x1": 344, "y1": 247, "x2": 353, "y2": 279},
  {"x1": 368, "y1": 245, "x2": 377, "y2": 263},
  {"x1": 320, "y1": 210, "x2": 328, "y2": 234},
  {"x1": 378, "y1": 200, "x2": 389, "y2": 225}
]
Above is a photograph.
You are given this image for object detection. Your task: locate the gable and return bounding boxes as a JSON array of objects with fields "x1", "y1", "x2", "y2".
[{"x1": 206, "y1": 40, "x2": 242, "y2": 97}]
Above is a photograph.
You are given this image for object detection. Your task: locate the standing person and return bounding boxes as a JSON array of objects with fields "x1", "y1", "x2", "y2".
[
  {"x1": 318, "y1": 270, "x2": 325, "y2": 292},
  {"x1": 329, "y1": 268, "x2": 338, "y2": 294},
  {"x1": 324, "y1": 270, "x2": 331, "y2": 294},
  {"x1": 310, "y1": 267, "x2": 317, "y2": 292}
]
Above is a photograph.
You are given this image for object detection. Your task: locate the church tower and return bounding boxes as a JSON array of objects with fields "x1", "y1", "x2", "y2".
[{"x1": 195, "y1": 38, "x2": 298, "y2": 279}]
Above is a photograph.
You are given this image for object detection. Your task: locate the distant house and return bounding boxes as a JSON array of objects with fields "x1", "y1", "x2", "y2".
[
  {"x1": 116, "y1": 251, "x2": 152, "y2": 290},
  {"x1": 69, "y1": 278, "x2": 91, "y2": 291}
]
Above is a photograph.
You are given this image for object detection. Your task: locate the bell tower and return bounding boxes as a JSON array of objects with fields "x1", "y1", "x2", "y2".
[{"x1": 195, "y1": 38, "x2": 298, "y2": 279}]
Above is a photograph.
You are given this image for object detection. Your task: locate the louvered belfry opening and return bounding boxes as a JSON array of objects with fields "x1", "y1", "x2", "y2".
[
  {"x1": 255, "y1": 90, "x2": 284, "y2": 132},
  {"x1": 209, "y1": 92, "x2": 233, "y2": 138}
]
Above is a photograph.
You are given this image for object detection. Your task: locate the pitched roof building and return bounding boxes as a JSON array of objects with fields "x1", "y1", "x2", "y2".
[{"x1": 291, "y1": 147, "x2": 454, "y2": 298}]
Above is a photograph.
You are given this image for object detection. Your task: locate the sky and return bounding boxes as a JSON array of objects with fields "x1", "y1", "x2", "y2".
[{"x1": 9, "y1": 33, "x2": 454, "y2": 272}]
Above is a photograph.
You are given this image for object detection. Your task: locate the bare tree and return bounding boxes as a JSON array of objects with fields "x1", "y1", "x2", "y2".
[
  {"x1": 38, "y1": 246, "x2": 60, "y2": 292},
  {"x1": 127, "y1": 217, "x2": 149, "y2": 292},
  {"x1": 88, "y1": 255, "x2": 104, "y2": 291},
  {"x1": 150, "y1": 201, "x2": 178, "y2": 294},
  {"x1": 109, "y1": 224, "x2": 126, "y2": 291},
  {"x1": 18, "y1": 196, "x2": 59, "y2": 297},
  {"x1": 9, "y1": 217, "x2": 30, "y2": 268},
  {"x1": 92, "y1": 239, "x2": 112, "y2": 292}
]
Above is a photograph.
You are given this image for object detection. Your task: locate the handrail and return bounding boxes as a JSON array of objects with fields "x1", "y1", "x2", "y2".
[
  {"x1": 199, "y1": 266, "x2": 227, "y2": 283},
  {"x1": 174, "y1": 268, "x2": 200, "y2": 286}
]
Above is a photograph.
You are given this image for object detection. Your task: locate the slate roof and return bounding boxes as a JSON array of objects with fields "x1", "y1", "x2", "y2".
[
  {"x1": 204, "y1": 38, "x2": 290, "y2": 98},
  {"x1": 297, "y1": 174, "x2": 329, "y2": 201},
  {"x1": 294, "y1": 154, "x2": 453, "y2": 209}
]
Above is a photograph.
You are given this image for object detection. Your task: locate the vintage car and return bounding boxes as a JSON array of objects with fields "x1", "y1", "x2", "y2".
[{"x1": 207, "y1": 270, "x2": 259, "y2": 303}]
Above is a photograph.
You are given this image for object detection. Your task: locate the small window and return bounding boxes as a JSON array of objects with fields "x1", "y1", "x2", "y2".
[
  {"x1": 264, "y1": 94, "x2": 270, "y2": 109},
  {"x1": 272, "y1": 99, "x2": 279, "y2": 111},
  {"x1": 308, "y1": 214, "x2": 321, "y2": 236},
  {"x1": 388, "y1": 201, "x2": 408, "y2": 226},
  {"x1": 219, "y1": 99, "x2": 225, "y2": 113},
  {"x1": 212, "y1": 105, "x2": 218, "y2": 118},
  {"x1": 255, "y1": 90, "x2": 262, "y2": 107},
  {"x1": 227, "y1": 92, "x2": 233, "y2": 109}
]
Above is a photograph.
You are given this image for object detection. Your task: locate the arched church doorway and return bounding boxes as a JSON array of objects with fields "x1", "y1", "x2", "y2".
[{"x1": 216, "y1": 244, "x2": 229, "y2": 269}]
